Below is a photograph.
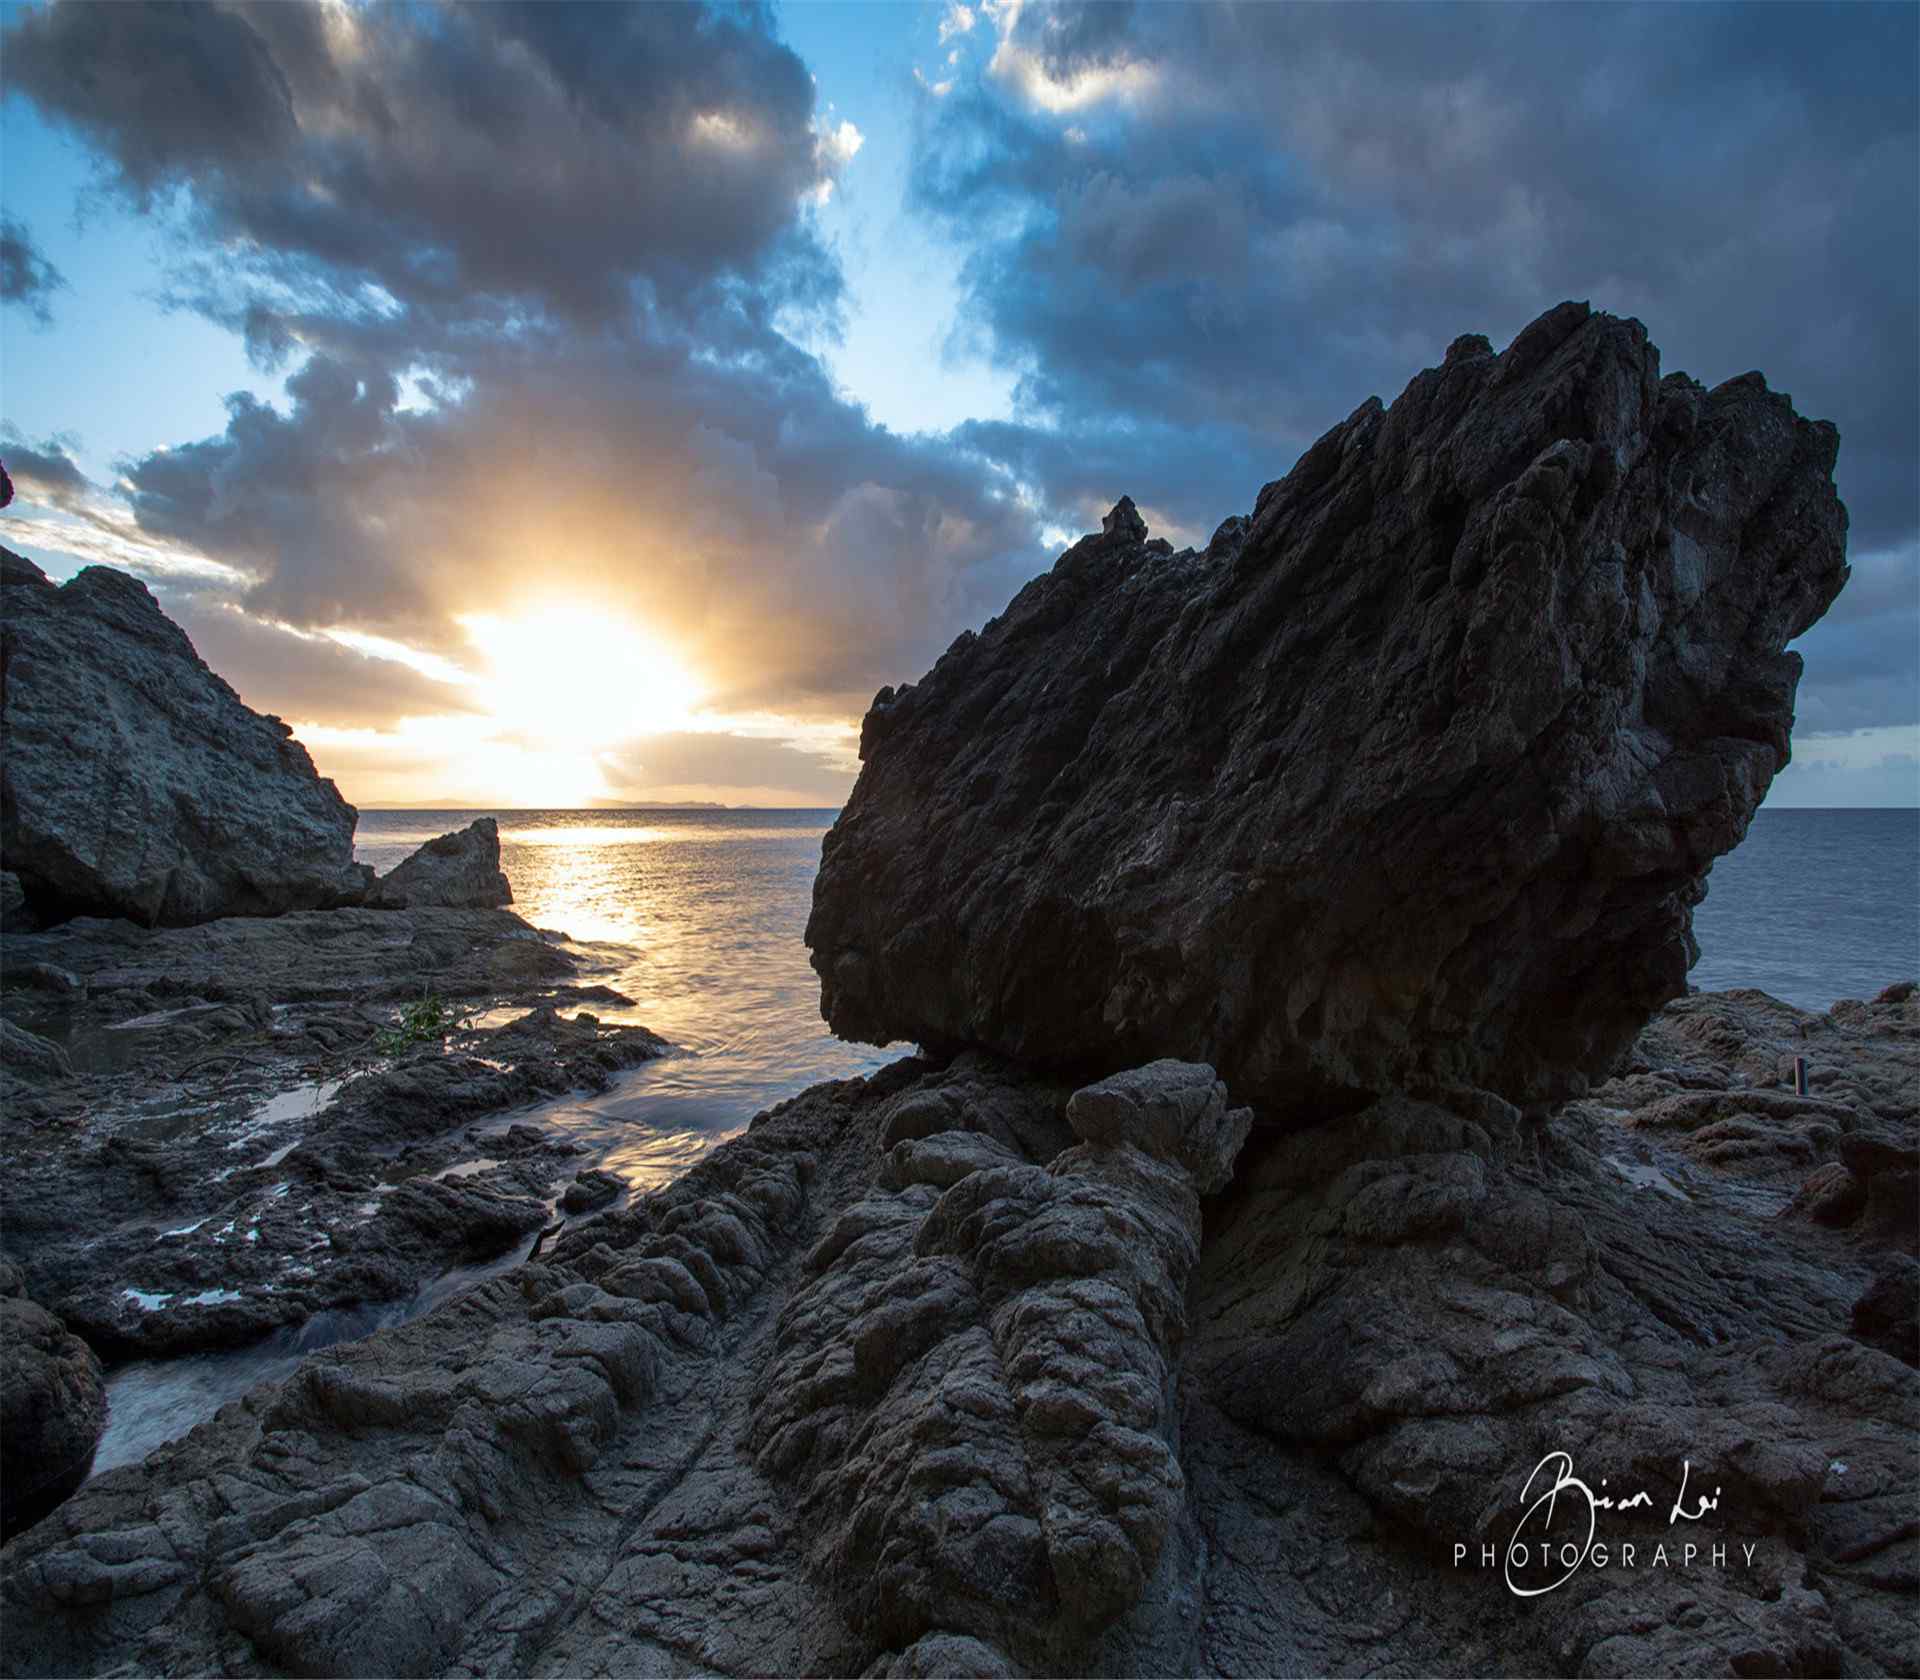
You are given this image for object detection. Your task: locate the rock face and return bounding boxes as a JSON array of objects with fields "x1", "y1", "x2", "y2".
[
  {"x1": 367, "y1": 818, "x2": 512, "y2": 910},
  {"x1": 1, "y1": 549, "x2": 372, "y2": 926},
  {"x1": 2, "y1": 986, "x2": 1913, "y2": 1677},
  {"x1": 807, "y1": 304, "x2": 1850, "y2": 1111},
  {"x1": 0, "y1": 1269, "x2": 106, "y2": 1544}
]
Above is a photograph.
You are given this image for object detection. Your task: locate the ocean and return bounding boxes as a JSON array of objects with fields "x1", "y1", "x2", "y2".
[{"x1": 1688, "y1": 807, "x2": 1918, "y2": 1007}]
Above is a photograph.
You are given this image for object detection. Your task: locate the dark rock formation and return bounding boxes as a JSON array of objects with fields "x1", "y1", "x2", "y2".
[
  {"x1": 2, "y1": 986, "x2": 1913, "y2": 1677},
  {"x1": 0, "y1": 910, "x2": 670, "y2": 1361},
  {"x1": 561, "y1": 1169, "x2": 624, "y2": 1213},
  {"x1": 0, "y1": 1268, "x2": 106, "y2": 1544},
  {"x1": 1, "y1": 549, "x2": 372, "y2": 925},
  {"x1": 367, "y1": 818, "x2": 513, "y2": 910},
  {"x1": 807, "y1": 304, "x2": 1850, "y2": 1111}
]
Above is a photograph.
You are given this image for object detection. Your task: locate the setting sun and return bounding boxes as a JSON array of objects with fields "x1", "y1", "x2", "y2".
[{"x1": 460, "y1": 605, "x2": 706, "y2": 748}]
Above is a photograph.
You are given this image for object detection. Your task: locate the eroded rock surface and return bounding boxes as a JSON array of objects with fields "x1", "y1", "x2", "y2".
[
  {"x1": 0, "y1": 908, "x2": 668, "y2": 1358},
  {"x1": 368, "y1": 818, "x2": 513, "y2": 910},
  {"x1": 1, "y1": 549, "x2": 371, "y2": 925},
  {"x1": 5, "y1": 987, "x2": 1913, "y2": 1678},
  {"x1": 0, "y1": 1269, "x2": 106, "y2": 1544},
  {"x1": 807, "y1": 304, "x2": 1850, "y2": 1111}
]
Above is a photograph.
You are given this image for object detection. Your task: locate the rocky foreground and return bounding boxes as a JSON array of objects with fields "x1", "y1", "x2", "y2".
[
  {"x1": 0, "y1": 984, "x2": 1913, "y2": 1676},
  {"x1": 1, "y1": 905, "x2": 668, "y2": 1366}
]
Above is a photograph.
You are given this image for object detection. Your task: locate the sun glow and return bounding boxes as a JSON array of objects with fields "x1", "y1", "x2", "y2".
[{"x1": 460, "y1": 605, "x2": 705, "y2": 748}]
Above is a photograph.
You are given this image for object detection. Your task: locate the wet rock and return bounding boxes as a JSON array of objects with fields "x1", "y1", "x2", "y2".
[
  {"x1": 0, "y1": 911, "x2": 671, "y2": 1362},
  {"x1": 0, "y1": 871, "x2": 26, "y2": 927},
  {"x1": 561, "y1": 1169, "x2": 623, "y2": 1213},
  {"x1": 366, "y1": 818, "x2": 512, "y2": 910},
  {"x1": 0, "y1": 1294, "x2": 105, "y2": 1542},
  {"x1": 0, "y1": 550, "x2": 373, "y2": 925},
  {"x1": 808, "y1": 306, "x2": 1849, "y2": 1113}
]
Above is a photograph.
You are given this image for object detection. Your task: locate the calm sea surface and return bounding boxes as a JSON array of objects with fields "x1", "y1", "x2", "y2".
[
  {"x1": 354, "y1": 807, "x2": 900, "y2": 1196},
  {"x1": 89, "y1": 804, "x2": 1916, "y2": 1476},
  {"x1": 1689, "y1": 808, "x2": 1917, "y2": 1008}
]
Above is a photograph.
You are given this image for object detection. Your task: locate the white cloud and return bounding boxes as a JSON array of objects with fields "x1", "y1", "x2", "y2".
[
  {"x1": 938, "y1": 4, "x2": 976, "y2": 45},
  {"x1": 1770, "y1": 724, "x2": 1920, "y2": 808}
]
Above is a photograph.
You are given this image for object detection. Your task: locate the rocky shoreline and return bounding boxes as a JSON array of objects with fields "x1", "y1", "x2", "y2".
[
  {"x1": 2, "y1": 905, "x2": 671, "y2": 1366},
  {"x1": 3, "y1": 303, "x2": 1915, "y2": 1675},
  {"x1": 0, "y1": 983, "x2": 1913, "y2": 1675}
]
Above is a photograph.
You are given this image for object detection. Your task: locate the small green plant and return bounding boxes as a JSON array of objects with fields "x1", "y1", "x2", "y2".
[{"x1": 374, "y1": 992, "x2": 467, "y2": 1057}]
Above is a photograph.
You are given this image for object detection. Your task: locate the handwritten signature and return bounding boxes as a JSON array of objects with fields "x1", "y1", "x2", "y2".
[{"x1": 1456, "y1": 1452, "x2": 1757, "y2": 1598}]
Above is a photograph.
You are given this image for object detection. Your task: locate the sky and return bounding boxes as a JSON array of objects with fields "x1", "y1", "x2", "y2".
[{"x1": 1, "y1": 0, "x2": 1915, "y2": 810}]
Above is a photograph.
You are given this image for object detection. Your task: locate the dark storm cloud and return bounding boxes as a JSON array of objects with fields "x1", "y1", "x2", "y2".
[
  {"x1": 0, "y1": 435, "x2": 91, "y2": 509},
  {"x1": 3, "y1": 0, "x2": 846, "y2": 330},
  {"x1": 1791, "y1": 542, "x2": 1920, "y2": 734},
  {"x1": 914, "y1": 2, "x2": 1920, "y2": 558},
  {"x1": 0, "y1": 218, "x2": 68, "y2": 325}
]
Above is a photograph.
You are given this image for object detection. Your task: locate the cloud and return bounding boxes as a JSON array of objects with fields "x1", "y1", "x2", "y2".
[
  {"x1": 597, "y1": 729, "x2": 854, "y2": 803},
  {"x1": 111, "y1": 334, "x2": 1046, "y2": 724},
  {"x1": 2, "y1": 0, "x2": 855, "y2": 334},
  {"x1": 912, "y1": 2, "x2": 1920, "y2": 561},
  {"x1": 939, "y1": 6, "x2": 977, "y2": 46},
  {"x1": 165, "y1": 596, "x2": 487, "y2": 730},
  {"x1": 5, "y1": 0, "x2": 1057, "y2": 772},
  {"x1": 1769, "y1": 724, "x2": 1920, "y2": 807},
  {"x1": 0, "y1": 217, "x2": 67, "y2": 325},
  {"x1": 9, "y1": 0, "x2": 1912, "y2": 800},
  {"x1": 0, "y1": 435, "x2": 92, "y2": 510}
]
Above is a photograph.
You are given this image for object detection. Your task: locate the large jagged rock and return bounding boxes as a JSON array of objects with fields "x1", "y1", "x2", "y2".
[
  {"x1": 366, "y1": 818, "x2": 512, "y2": 910},
  {"x1": 0, "y1": 549, "x2": 372, "y2": 925},
  {"x1": 807, "y1": 303, "x2": 1850, "y2": 1111}
]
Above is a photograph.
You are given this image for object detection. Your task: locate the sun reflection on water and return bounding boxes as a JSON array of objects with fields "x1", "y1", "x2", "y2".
[{"x1": 354, "y1": 807, "x2": 900, "y2": 1192}]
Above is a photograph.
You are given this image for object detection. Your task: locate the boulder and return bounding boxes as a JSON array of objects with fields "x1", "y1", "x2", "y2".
[
  {"x1": 561, "y1": 1169, "x2": 624, "y2": 1213},
  {"x1": 366, "y1": 818, "x2": 512, "y2": 910},
  {"x1": 808, "y1": 304, "x2": 1849, "y2": 1111},
  {"x1": 0, "y1": 1018, "x2": 70, "y2": 1083},
  {"x1": 0, "y1": 1291, "x2": 106, "y2": 1542},
  {"x1": 0, "y1": 549, "x2": 372, "y2": 925}
]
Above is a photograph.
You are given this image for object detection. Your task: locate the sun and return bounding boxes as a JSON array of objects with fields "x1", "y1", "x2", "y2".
[{"x1": 460, "y1": 605, "x2": 706, "y2": 749}]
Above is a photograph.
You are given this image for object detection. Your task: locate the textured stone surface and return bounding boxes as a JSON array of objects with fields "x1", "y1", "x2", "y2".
[
  {"x1": 0, "y1": 909, "x2": 667, "y2": 1359},
  {"x1": 367, "y1": 818, "x2": 512, "y2": 910},
  {"x1": 4, "y1": 987, "x2": 1913, "y2": 1678},
  {"x1": 807, "y1": 305, "x2": 1850, "y2": 1111},
  {"x1": 1, "y1": 549, "x2": 371, "y2": 925},
  {"x1": 0, "y1": 1289, "x2": 105, "y2": 1543}
]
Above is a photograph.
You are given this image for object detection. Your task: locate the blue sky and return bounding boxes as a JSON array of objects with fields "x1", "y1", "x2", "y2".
[{"x1": 1, "y1": 0, "x2": 1914, "y2": 807}]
